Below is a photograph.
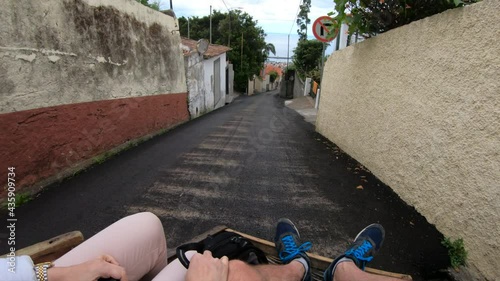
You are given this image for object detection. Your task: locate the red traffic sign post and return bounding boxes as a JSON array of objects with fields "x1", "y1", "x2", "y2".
[
  {"x1": 311, "y1": 16, "x2": 338, "y2": 110},
  {"x1": 312, "y1": 16, "x2": 338, "y2": 43}
]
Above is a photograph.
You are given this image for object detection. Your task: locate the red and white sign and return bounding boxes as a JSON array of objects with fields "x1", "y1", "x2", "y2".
[{"x1": 312, "y1": 16, "x2": 337, "y2": 43}]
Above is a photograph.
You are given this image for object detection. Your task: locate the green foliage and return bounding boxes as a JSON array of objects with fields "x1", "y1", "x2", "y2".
[
  {"x1": 269, "y1": 70, "x2": 278, "y2": 83},
  {"x1": 293, "y1": 39, "x2": 324, "y2": 81},
  {"x1": 178, "y1": 11, "x2": 228, "y2": 42},
  {"x1": 297, "y1": 0, "x2": 312, "y2": 41},
  {"x1": 15, "y1": 193, "x2": 32, "y2": 207},
  {"x1": 285, "y1": 64, "x2": 296, "y2": 73},
  {"x1": 328, "y1": 0, "x2": 480, "y2": 38},
  {"x1": 135, "y1": 0, "x2": 160, "y2": 11},
  {"x1": 263, "y1": 43, "x2": 276, "y2": 59},
  {"x1": 1, "y1": 193, "x2": 32, "y2": 210},
  {"x1": 179, "y1": 10, "x2": 269, "y2": 92},
  {"x1": 442, "y1": 237, "x2": 468, "y2": 269},
  {"x1": 93, "y1": 151, "x2": 113, "y2": 165}
]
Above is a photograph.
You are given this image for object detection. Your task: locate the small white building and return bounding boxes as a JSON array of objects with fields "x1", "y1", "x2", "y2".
[{"x1": 182, "y1": 38, "x2": 232, "y2": 119}]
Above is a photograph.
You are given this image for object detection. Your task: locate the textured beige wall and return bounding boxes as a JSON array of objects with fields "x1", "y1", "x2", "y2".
[
  {"x1": 0, "y1": 0, "x2": 186, "y2": 114},
  {"x1": 316, "y1": 1, "x2": 500, "y2": 280}
]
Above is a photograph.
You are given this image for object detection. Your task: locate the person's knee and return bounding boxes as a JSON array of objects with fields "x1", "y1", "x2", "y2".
[
  {"x1": 133, "y1": 212, "x2": 166, "y2": 246},
  {"x1": 137, "y1": 212, "x2": 162, "y2": 228}
]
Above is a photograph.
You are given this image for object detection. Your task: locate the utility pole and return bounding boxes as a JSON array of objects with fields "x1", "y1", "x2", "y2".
[
  {"x1": 240, "y1": 32, "x2": 243, "y2": 70},
  {"x1": 316, "y1": 42, "x2": 326, "y2": 109},
  {"x1": 187, "y1": 17, "x2": 190, "y2": 39},
  {"x1": 169, "y1": 0, "x2": 172, "y2": 9},
  {"x1": 285, "y1": 34, "x2": 290, "y2": 97},
  {"x1": 228, "y1": 11, "x2": 231, "y2": 46},
  {"x1": 210, "y1": 5, "x2": 212, "y2": 44}
]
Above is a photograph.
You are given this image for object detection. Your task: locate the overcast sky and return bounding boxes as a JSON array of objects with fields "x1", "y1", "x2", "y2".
[{"x1": 164, "y1": 0, "x2": 336, "y2": 35}]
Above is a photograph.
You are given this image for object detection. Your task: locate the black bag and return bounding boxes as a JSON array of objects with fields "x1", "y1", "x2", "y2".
[{"x1": 176, "y1": 231, "x2": 268, "y2": 268}]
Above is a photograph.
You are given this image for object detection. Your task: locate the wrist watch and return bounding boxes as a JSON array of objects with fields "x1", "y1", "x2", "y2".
[{"x1": 34, "y1": 261, "x2": 54, "y2": 281}]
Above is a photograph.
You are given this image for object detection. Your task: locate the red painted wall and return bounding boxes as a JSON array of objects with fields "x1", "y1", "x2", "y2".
[{"x1": 0, "y1": 93, "x2": 189, "y2": 198}]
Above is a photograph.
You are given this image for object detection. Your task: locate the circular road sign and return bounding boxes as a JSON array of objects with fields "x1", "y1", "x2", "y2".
[{"x1": 312, "y1": 16, "x2": 338, "y2": 43}]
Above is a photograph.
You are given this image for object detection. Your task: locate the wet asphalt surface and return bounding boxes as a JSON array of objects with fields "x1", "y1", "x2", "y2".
[{"x1": 0, "y1": 91, "x2": 451, "y2": 280}]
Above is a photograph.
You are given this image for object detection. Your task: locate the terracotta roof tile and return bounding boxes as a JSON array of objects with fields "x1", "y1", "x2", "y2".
[
  {"x1": 181, "y1": 37, "x2": 231, "y2": 58},
  {"x1": 264, "y1": 64, "x2": 283, "y2": 77}
]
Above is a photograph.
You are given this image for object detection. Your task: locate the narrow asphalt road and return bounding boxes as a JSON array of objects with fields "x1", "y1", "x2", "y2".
[{"x1": 1, "y1": 91, "x2": 450, "y2": 280}]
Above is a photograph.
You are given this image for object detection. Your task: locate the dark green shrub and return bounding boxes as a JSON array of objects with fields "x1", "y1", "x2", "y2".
[
  {"x1": 269, "y1": 70, "x2": 278, "y2": 83},
  {"x1": 442, "y1": 237, "x2": 468, "y2": 269}
]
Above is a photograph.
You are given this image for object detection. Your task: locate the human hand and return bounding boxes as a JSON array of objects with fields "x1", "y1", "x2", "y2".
[
  {"x1": 48, "y1": 255, "x2": 128, "y2": 281},
  {"x1": 185, "y1": 251, "x2": 229, "y2": 281}
]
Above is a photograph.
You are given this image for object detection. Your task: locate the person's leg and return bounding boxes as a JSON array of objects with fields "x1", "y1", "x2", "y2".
[
  {"x1": 273, "y1": 218, "x2": 313, "y2": 281},
  {"x1": 227, "y1": 259, "x2": 304, "y2": 281},
  {"x1": 331, "y1": 261, "x2": 401, "y2": 281},
  {"x1": 150, "y1": 251, "x2": 196, "y2": 281},
  {"x1": 154, "y1": 218, "x2": 313, "y2": 281},
  {"x1": 324, "y1": 223, "x2": 399, "y2": 281},
  {"x1": 55, "y1": 212, "x2": 167, "y2": 281}
]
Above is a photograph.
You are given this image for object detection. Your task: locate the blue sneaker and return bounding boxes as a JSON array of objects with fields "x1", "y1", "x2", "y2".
[
  {"x1": 324, "y1": 223, "x2": 385, "y2": 281},
  {"x1": 274, "y1": 218, "x2": 313, "y2": 281}
]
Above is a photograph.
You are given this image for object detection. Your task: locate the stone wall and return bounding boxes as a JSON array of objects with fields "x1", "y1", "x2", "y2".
[
  {"x1": 316, "y1": 1, "x2": 499, "y2": 280},
  {"x1": 0, "y1": 0, "x2": 189, "y2": 200}
]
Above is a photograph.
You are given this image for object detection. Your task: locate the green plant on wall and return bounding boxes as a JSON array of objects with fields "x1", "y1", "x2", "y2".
[
  {"x1": 327, "y1": 0, "x2": 481, "y2": 38},
  {"x1": 2, "y1": 193, "x2": 32, "y2": 210},
  {"x1": 15, "y1": 193, "x2": 32, "y2": 207},
  {"x1": 442, "y1": 237, "x2": 468, "y2": 269}
]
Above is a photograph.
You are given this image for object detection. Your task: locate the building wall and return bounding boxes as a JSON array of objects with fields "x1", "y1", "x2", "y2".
[
  {"x1": 203, "y1": 53, "x2": 227, "y2": 110},
  {"x1": 293, "y1": 76, "x2": 305, "y2": 98},
  {"x1": 0, "y1": 0, "x2": 189, "y2": 200},
  {"x1": 248, "y1": 78, "x2": 255, "y2": 96},
  {"x1": 185, "y1": 51, "x2": 207, "y2": 118},
  {"x1": 316, "y1": 2, "x2": 499, "y2": 280},
  {"x1": 227, "y1": 63, "x2": 234, "y2": 96}
]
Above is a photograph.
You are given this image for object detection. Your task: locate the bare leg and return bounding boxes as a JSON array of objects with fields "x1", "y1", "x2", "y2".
[
  {"x1": 333, "y1": 261, "x2": 402, "y2": 281},
  {"x1": 228, "y1": 260, "x2": 305, "y2": 281}
]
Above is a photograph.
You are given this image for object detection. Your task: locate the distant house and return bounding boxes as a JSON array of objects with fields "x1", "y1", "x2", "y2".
[
  {"x1": 181, "y1": 37, "x2": 232, "y2": 119},
  {"x1": 248, "y1": 63, "x2": 283, "y2": 95}
]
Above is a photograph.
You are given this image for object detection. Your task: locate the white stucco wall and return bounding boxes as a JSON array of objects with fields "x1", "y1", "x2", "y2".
[
  {"x1": 185, "y1": 52, "x2": 207, "y2": 118},
  {"x1": 316, "y1": 1, "x2": 500, "y2": 280},
  {"x1": 185, "y1": 50, "x2": 228, "y2": 118},
  {"x1": 203, "y1": 53, "x2": 227, "y2": 110}
]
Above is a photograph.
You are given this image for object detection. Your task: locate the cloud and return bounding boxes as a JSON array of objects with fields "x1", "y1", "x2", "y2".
[{"x1": 167, "y1": 0, "x2": 336, "y2": 35}]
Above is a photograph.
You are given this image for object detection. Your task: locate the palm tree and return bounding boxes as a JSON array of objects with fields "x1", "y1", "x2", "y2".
[{"x1": 263, "y1": 43, "x2": 276, "y2": 57}]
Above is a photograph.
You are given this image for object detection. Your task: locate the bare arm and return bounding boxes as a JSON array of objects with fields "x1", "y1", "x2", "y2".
[
  {"x1": 185, "y1": 251, "x2": 229, "y2": 281},
  {"x1": 48, "y1": 255, "x2": 128, "y2": 281}
]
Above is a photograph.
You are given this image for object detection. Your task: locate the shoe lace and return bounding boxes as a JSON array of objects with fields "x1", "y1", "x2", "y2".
[
  {"x1": 346, "y1": 240, "x2": 374, "y2": 266},
  {"x1": 279, "y1": 235, "x2": 312, "y2": 262}
]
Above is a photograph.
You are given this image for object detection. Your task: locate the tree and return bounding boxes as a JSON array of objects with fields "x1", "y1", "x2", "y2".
[
  {"x1": 269, "y1": 70, "x2": 278, "y2": 83},
  {"x1": 178, "y1": 11, "x2": 227, "y2": 41},
  {"x1": 296, "y1": 0, "x2": 311, "y2": 41},
  {"x1": 179, "y1": 10, "x2": 269, "y2": 92},
  {"x1": 136, "y1": 0, "x2": 160, "y2": 11},
  {"x1": 262, "y1": 43, "x2": 276, "y2": 61},
  {"x1": 329, "y1": 0, "x2": 479, "y2": 38},
  {"x1": 293, "y1": 40, "x2": 324, "y2": 81}
]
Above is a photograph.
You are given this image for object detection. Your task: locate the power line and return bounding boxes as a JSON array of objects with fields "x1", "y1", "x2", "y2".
[
  {"x1": 220, "y1": 0, "x2": 230, "y2": 11},
  {"x1": 289, "y1": 0, "x2": 302, "y2": 35}
]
